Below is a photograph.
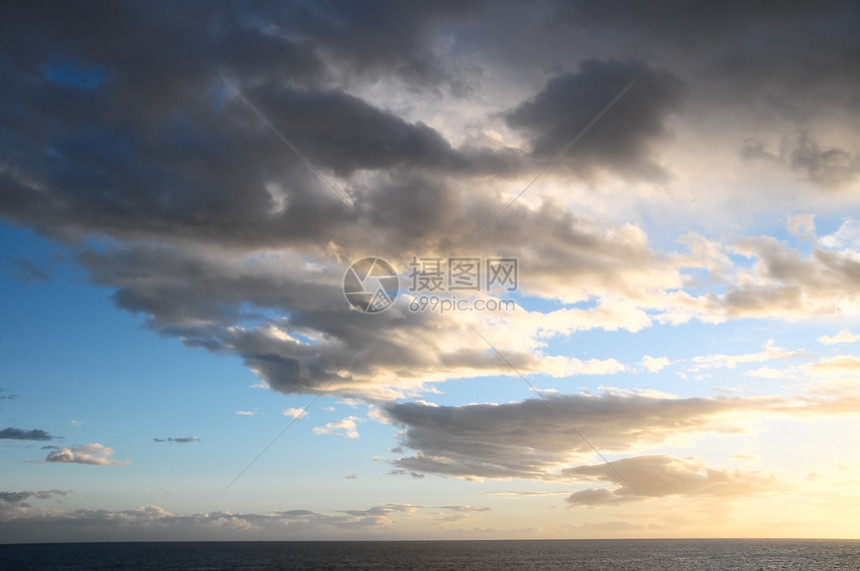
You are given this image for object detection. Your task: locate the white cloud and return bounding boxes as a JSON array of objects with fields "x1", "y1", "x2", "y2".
[
  {"x1": 820, "y1": 219, "x2": 860, "y2": 250},
  {"x1": 803, "y1": 355, "x2": 860, "y2": 378},
  {"x1": 313, "y1": 416, "x2": 364, "y2": 439},
  {"x1": 818, "y1": 329, "x2": 860, "y2": 345},
  {"x1": 282, "y1": 408, "x2": 306, "y2": 419},
  {"x1": 690, "y1": 340, "x2": 797, "y2": 372},
  {"x1": 639, "y1": 355, "x2": 671, "y2": 373},
  {"x1": 745, "y1": 367, "x2": 792, "y2": 379}
]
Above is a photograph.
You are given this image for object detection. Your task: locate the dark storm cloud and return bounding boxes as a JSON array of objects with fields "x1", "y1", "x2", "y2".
[
  {"x1": 268, "y1": 0, "x2": 483, "y2": 92},
  {"x1": 2, "y1": 0, "x2": 858, "y2": 403},
  {"x1": 548, "y1": 1, "x2": 860, "y2": 104},
  {"x1": 240, "y1": 83, "x2": 462, "y2": 176},
  {"x1": 0, "y1": 66, "x2": 518, "y2": 250},
  {"x1": 0, "y1": 427, "x2": 55, "y2": 441},
  {"x1": 1, "y1": 0, "x2": 857, "y2": 249},
  {"x1": 0, "y1": 92, "x2": 378, "y2": 248},
  {"x1": 0, "y1": 0, "x2": 692, "y2": 264},
  {"x1": 0, "y1": 2, "x2": 326, "y2": 111},
  {"x1": 551, "y1": 1, "x2": 833, "y2": 48},
  {"x1": 1, "y1": 0, "x2": 702, "y2": 253},
  {"x1": 504, "y1": 59, "x2": 684, "y2": 180},
  {"x1": 0, "y1": 1, "x2": 507, "y2": 249}
]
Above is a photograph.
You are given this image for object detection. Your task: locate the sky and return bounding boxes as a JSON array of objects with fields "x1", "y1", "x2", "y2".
[{"x1": 1, "y1": 0, "x2": 860, "y2": 542}]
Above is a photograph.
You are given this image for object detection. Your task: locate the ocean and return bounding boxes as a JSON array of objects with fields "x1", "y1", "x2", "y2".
[{"x1": 1, "y1": 539, "x2": 858, "y2": 570}]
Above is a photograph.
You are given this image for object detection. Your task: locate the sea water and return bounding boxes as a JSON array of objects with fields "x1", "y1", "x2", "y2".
[{"x1": 1, "y1": 539, "x2": 858, "y2": 570}]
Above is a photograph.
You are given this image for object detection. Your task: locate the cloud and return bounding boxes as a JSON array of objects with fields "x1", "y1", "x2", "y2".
[
  {"x1": 389, "y1": 469, "x2": 425, "y2": 479},
  {"x1": 482, "y1": 490, "x2": 571, "y2": 498},
  {"x1": 820, "y1": 219, "x2": 860, "y2": 250},
  {"x1": 703, "y1": 236, "x2": 860, "y2": 320},
  {"x1": 2, "y1": 1, "x2": 860, "y2": 544},
  {"x1": 0, "y1": 489, "x2": 70, "y2": 521},
  {"x1": 384, "y1": 390, "x2": 860, "y2": 481},
  {"x1": 0, "y1": 1, "x2": 763, "y2": 404},
  {"x1": 238, "y1": 85, "x2": 464, "y2": 178},
  {"x1": 742, "y1": 134, "x2": 860, "y2": 188},
  {"x1": 745, "y1": 367, "x2": 792, "y2": 379},
  {"x1": 0, "y1": 501, "x2": 488, "y2": 541},
  {"x1": 45, "y1": 443, "x2": 127, "y2": 466},
  {"x1": 0, "y1": 427, "x2": 55, "y2": 441},
  {"x1": 263, "y1": 1, "x2": 480, "y2": 92},
  {"x1": 1, "y1": 258, "x2": 50, "y2": 283},
  {"x1": 639, "y1": 355, "x2": 670, "y2": 373},
  {"x1": 340, "y1": 503, "x2": 419, "y2": 517},
  {"x1": 313, "y1": 416, "x2": 363, "y2": 439},
  {"x1": 282, "y1": 408, "x2": 306, "y2": 419},
  {"x1": 0, "y1": 389, "x2": 18, "y2": 401},
  {"x1": 818, "y1": 329, "x2": 860, "y2": 345},
  {"x1": 563, "y1": 455, "x2": 784, "y2": 506},
  {"x1": 1, "y1": 0, "x2": 859, "y2": 408},
  {"x1": 439, "y1": 505, "x2": 489, "y2": 513},
  {"x1": 71, "y1": 220, "x2": 673, "y2": 399},
  {"x1": 0, "y1": 492, "x2": 36, "y2": 506},
  {"x1": 803, "y1": 356, "x2": 860, "y2": 378},
  {"x1": 384, "y1": 391, "x2": 752, "y2": 479},
  {"x1": 0, "y1": 489, "x2": 69, "y2": 505},
  {"x1": 689, "y1": 340, "x2": 799, "y2": 372},
  {"x1": 789, "y1": 135, "x2": 860, "y2": 187},
  {"x1": 153, "y1": 437, "x2": 200, "y2": 444},
  {"x1": 787, "y1": 214, "x2": 817, "y2": 242},
  {"x1": 504, "y1": 58, "x2": 684, "y2": 181}
]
